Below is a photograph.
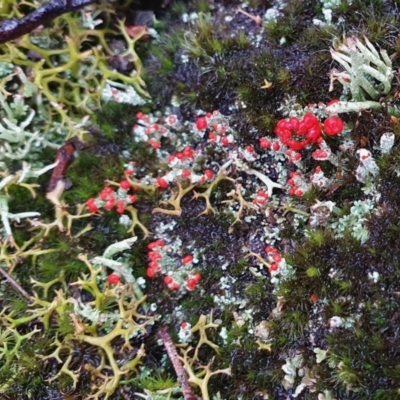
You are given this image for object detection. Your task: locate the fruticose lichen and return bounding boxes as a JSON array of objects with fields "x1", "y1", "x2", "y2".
[{"x1": 2, "y1": 0, "x2": 400, "y2": 399}]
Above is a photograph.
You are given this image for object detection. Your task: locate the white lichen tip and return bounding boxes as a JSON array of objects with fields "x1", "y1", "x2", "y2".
[{"x1": 245, "y1": 168, "x2": 283, "y2": 197}]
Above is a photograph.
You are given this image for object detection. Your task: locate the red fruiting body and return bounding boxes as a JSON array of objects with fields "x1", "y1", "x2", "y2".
[
  {"x1": 312, "y1": 149, "x2": 330, "y2": 160},
  {"x1": 147, "y1": 267, "x2": 156, "y2": 278},
  {"x1": 259, "y1": 138, "x2": 271, "y2": 149},
  {"x1": 293, "y1": 153, "x2": 301, "y2": 162},
  {"x1": 265, "y1": 246, "x2": 277, "y2": 253},
  {"x1": 257, "y1": 189, "x2": 268, "y2": 198},
  {"x1": 105, "y1": 197, "x2": 115, "y2": 210},
  {"x1": 86, "y1": 198, "x2": 98, "y2": 213},
  {"x1": 275, "y1": 114, "x2": 321, "y2": 151},
  {"x1": 181, "y1": 169, "x2": 191, "y2": 178},
  {"x1": 254, "y1": 197, "x2": 266, "y2": 205},
  {"x1": 164, "y1": 276, "x2": 173, "y2": 284},
  {"x1": 166, "y1": 115, "x2": 177, "y2": 125},
  {"x1": 209, "y1": 132, "x2": 217, "y2": 142},
  {"x1": 182, "y1": 146, "x2": 194, "y2": 159},
  {"x1": 255, "y1": 190, "x2": 269, "y2": 205},
  {"x1": 299, "y1": 114, "x2": 318, "y2": 132},
  {"x1": 221, "y1": 137, "x2": 229, "y2": 146},
  {"x1": 116, "y1": 208, "x2": 124, "y2": 214},
  {"x1": 124, "y1": 169, "x2": 134, "y2": 176},
  {"x1": 310, "y1": 294, "x2": 319, "y2": 302},
  {"x1": 286, "y1": 139, "x2": 308, "y2": 151},
  {"x1": 148, "y1": 261, "x2": 161, "y2": 272},
  {"x1": 245, "y1": 145, "x2": 254, "y2": 153},
  {"x1": 129, "y1": 195, "x2": 137, "y2": 203},
  {"x1": 148, "y1": 252, "x2": 162, "y2": 261},
  {"x1": 294, "y1": 188, "x2": 304, "y2": 197},
  {"x1": 270, "y1": 263, "x2": 278, "y2": 271},
  {"x1": 107, "y1": 273, "x2": 121, "y2": 284},
  {"x1": 272, "y1": 253, "x2": 282, "y2": 263},
  {"x1": 204, "y1": 169, "x2": 214, "y2": 179},
  {"x1": 193, "y1": 273, "x2": 202, "y2": 283},
  {"x1": 323, "y1": 116, "x2": 344, "y2": 136},
  {"x1": 196, "y1": 117, "x2": 208, "y2": 130},
  {"x1": 147, "y1": 240, "x2": 165, "y2": 250},
  {"x1": 157, "y1": 178, "x2": 169, "y2": 188},
  {"x1": 306, "y1": 126, "x2": 321, "y2": 143},
  {"x1": 272, "y1": 141, "x2": 281, "y2": 151},
  {"x1": 99, "y1": 187, "x2": 114, "y2": 201},
  {"x1": 187, "y1": 278, "x2": 197, "y2": 290},
  {"x1": 182, "y1": 255, "x2": 193, "y2": 264},
  {"x1": 327, "y1": 99, "x2": 340, "y2": 107},
  {"x1": 170, "y1": 282, "x2": 180, "y2": 290},
  {"x1": 147, "y1": 139, "x2": 161, "y2": 149}
]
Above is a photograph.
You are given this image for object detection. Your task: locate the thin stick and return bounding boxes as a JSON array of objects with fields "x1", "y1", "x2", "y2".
[
  {"x1": 0, "y1": 267, "x2": 33, "y2": 301},
  {"x1": 158, "y1": 326, "x2": 198, "y2": 400},
  {"x1": 0, "y1": 0, "x2": 96, "y2": 44}
]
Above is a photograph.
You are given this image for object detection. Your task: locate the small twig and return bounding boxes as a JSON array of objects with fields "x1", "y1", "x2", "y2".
[
  {"x1": 0, "y1": 0, "x2": 96, "y2": 44},
  {"x1": 0, "y1": 266, "x2": 33, "y2": 301},
  {"x1": 158, "y1": 326, "x2": 198, "y2": 400},
  {"x1": 236, "y1": 7, "x2": 262, "y2": 26}
]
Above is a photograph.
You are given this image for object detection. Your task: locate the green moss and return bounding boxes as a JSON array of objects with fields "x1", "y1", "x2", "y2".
[
  {"x1": 305, "y1": 266, "x2": 319, "y2": 277},
  {"x1": 244, "y1": 280, "x2": 268, "y2": 303},
  {"x1": 132, "y1": 374, "x2": 177, "y2": 392},
  {"x1": 93, "y1": 102, "x2": 138, "y2": 140},
  {"x1": 278, "y1": 309, "x2": 309, "y2": 340},
  {"x1": 230, "y1": 258, "x2": 250, "y2": 276}
]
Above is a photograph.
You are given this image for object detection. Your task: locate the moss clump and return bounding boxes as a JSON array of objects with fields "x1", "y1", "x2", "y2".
[{"x1": 269, "y1": 146, "x2": 400, "y2": 397}]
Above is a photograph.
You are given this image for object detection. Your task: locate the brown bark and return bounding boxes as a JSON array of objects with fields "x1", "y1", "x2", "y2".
[{"x1": 0, "y1": 0, "x2": 97, "y2": 44}]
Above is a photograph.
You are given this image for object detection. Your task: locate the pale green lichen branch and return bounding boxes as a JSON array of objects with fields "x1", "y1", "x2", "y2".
[
  {"x1": 102, "y1": 237, "x2": 137, "y2": 259},
  {"x1": 0, "y1": 195, "x2": 40, "y2": 243},
  {"x1": 326, "y1": 100, "x2": 383, "y2": 114},
  {"x1": 326, "y1": 100, "x2": 400, "y2": 117},
  {"x1": 330, "y1": 36, "x2": 394, "y2": 101},
  {"x1": 17, "y1": 160, "x2": 59, "y2": 183},
  {"x1": 0, "y1": 161, "x2": 58, "y2": 196},
  {"x1": 0, "y1": 109, "x2": 59, "y2": 165}
]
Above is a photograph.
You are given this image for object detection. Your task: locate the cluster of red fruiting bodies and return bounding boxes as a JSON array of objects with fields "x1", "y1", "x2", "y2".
[
  {"x1": 146, "y1": 240, "x2": 202, "y2": 291},
  {"x1": 274, "y1": 114, "x2": 344, "y2": 151},
  {"x1": 88, "y1": 109, "x2": 344, "y2": 291},
  {"x1": 196, "y1": 112, "x2": 236, "y2": 147},
  {"x1": 105, "y1": 240, "x2": 202, "y2": 291},
  {"x1": 265, "y1": 246, "x2": 283, "y2": 272},
  {"x1": 86, "y1": 180, "x2": 137, "y2": 214}
]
